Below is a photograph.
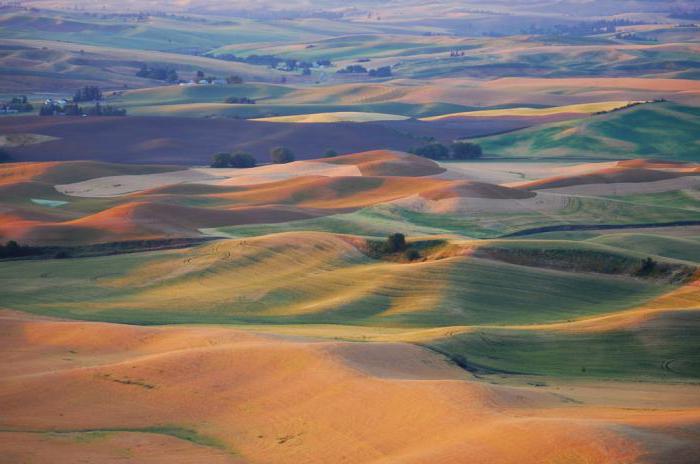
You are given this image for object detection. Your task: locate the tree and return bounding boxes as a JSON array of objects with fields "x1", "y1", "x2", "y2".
[
  {"x1": 386, "y1": 233, "x2": 406, "y2": 253},
  {"x1": 451, "y1": 141, "x2": 482, "y2": 160},
  {"x1": 0, "y1": 240, "x2": 25, "y2": 258},
  {"x1": 231, "y1": 152, "x2": 257, "y2": 168},
  {"x1": 369, "y1": 66, "x2": 392, "y2": 77},
  {"x1": 270, "y1": 146, "x2": 295, "y2": 164},
  {"x1": 62, "y1": 103, "x2": 82, "y2": 116},
  {"x1": 337, "y1": 65, "x2": 368, "y2": 74},
  {"x1": 211, "y1": 152, "x2": 232, "y2": 168},
  {"x1": 73, "y1": 86, "x2": 102, "y2": 102},
  {"x1": 224, "y1": 96, "x2": 256, "y2": 104},
  {"x1": 636, "y1": 257, "x2": 658, "y2": 277},
  {"x1": 412, "y1": 143, "x2": 449, "y2": 160},
  {"x1": 322, "y1": 149, "x2": 338, "y2": 158},
  {"x1": 226, "y1": 75, "x2": 243, "y2": 84}
]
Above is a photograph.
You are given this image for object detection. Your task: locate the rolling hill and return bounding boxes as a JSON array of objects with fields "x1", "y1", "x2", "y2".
[{"x1": 477, "y1": 103, "x2": 700, "y2": 161}]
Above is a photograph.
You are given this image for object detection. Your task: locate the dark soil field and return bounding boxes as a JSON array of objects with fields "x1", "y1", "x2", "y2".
[{"x1": 0, "y1": 116, "x2": 532, "y2": 164}]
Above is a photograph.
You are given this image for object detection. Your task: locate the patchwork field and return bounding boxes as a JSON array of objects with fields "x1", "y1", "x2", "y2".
[
  {"x1": 1, "y1": 153, "x2": 700, "y2": 462},
  {"x1": 2, "y1": 1, "x2": 700, "y2": 462}
]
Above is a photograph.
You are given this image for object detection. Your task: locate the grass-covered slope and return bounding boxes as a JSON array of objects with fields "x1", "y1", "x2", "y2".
[
  {"x1": 0, "y1": 232, "x2": 677, "y2": 327},
  {"x1": 478, "y1": 103, "x2": 700, "y2": 161},
  {"x1": 214, "y1": 194, "x2": 700, "y2": 240},
  {"x1": 426, "y1": 310, "x2": 700, "y2": 380}
]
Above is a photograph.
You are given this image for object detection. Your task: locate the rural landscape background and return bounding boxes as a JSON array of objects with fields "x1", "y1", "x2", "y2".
[{"x1": 1, "y1": 0, "x2": 700, "y2": 462}]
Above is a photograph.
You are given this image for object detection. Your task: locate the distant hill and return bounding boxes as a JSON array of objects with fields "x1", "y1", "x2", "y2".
[{"x1": 477, "y1": 103, "x2": 700, "y2": 161}]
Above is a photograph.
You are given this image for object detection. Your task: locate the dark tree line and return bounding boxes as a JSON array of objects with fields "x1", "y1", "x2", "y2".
[
  {"x1": 0, "y1": 241, "x2": 34, "y2": 259},
  {"x1": 337, "y1": 65, "x2": 392, "y2": 77},
  {"x1": 73, "y1": 86, "x2": 102, "y2": 102},
  {"x1": 211, "y1": 152, "x2": 257, "y2": 168},
  {"x1": 411, "y1": 141, "x2": 482, "y2": 160},
  {"x1": 1, "y1": 96, "x2": 33, "y2": 113},
  {"x1": 270, "y1": 146, "x2": 295, "y2": 164},
  {"x1": 224, "y1": 96, "x2": 256, "y2": 104},
  {"x1": 40, "y1": 101, "x2": 126, "y2": 117},
  {"x1": 136, "y1": 64, "x2": 179, "y2": 82},
  {"x1": 368, "y1": 66, "x2": 392, "y2": 77},
  {"x1": 210, "y1": 146, "x2": 296, "y2": 167},
  {"x1": 213, "y1": 53, "x2": 331, "y2": 72}
]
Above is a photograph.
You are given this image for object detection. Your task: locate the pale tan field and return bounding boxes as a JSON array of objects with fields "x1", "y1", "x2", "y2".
[
  {"x1": 1, "y1": 309, "x2": 699, "y2": 464},
  {"x1": 392, "y1": 77, "x2": 700, "y2": 106},
  {"x1": 252, "y1": 111, "x2": 410, "y2": 123},
  {"x1": 421, "y1": 101, "x2": 641, "y2": 121}
]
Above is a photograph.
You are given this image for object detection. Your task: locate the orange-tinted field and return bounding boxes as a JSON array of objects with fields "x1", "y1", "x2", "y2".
[
  {"x1": 2, "y1": 309, "x2": 699, "y2": 464},
  {"x1": 0, "y1": 151, "x2": 448, "y2": 244}
]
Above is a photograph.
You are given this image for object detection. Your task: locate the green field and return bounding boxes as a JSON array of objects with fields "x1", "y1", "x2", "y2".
[
  {"x1": 0, "y1": 234, "x2": 674, "y2": 328},
  {"x1": 212, "y1": 194, "x2": 700, "y2": 239},
  {"x1": 106, "y1": 83, "x2": 476, "y2": 118},
  {"x1": 426, "y1": 310, "x2": 700, "y2": 381},
  {"x1": 477, "y1": 103, "x2": 700, "y2": 160}
]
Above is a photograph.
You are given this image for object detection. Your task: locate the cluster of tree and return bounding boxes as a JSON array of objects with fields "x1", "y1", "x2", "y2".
[
  {"x1": 81, "y1": 11, "x2": 149, "y2": 22},
  {"x1": 224, "y1": 96, "x2": 256, "y2": 104},
  {"x1": 0, "y1": 241, "x2": 34, "y2": 259},
  {"x1": 337, "y1": 65, "x2": 392, "y2": 77},
  {"x1": 449, "y1": 50, "x2": 466, "y2": 57},
  {"x1": 614, "y1": 32, "x2": 657, "y2": 42},
  {"x1": 84, "y1": 103, "x2": 127, "y2": 116},
  {"x1": 39, "y1": 102, "x2": 80, "y2": 116},
  {"x1": 271, "y1": 146, "x2": 295, "y2": 164},
  {"x1": 40, "y1": 102, "x2": 126, "y2": 117},
  {"x1": 635, "y1": 257, "x2": 658, "y2": 277},
  {"x1": 213, "y1": 53, "x2": 331, "y2": 72},
  {"x1": 194, "y1": 70, "x2": 217, "y2": 83},
  {"x1": 337, "y1": 64, "x2": 368, "y2": 74},
  {"x1": 411, "y1": 141, "x2": 483, "y2": 160},
  {"x1": 136, "y1": 64, "x2": 179, "y2": 82},
  {"x1": 73, "y1": 86, "x2": 102, "y2": 102},
  {"x1": 211, "y1": 147, "x2": 296, "y2": 165},
  {"x1": 366, "y1": 233, "x2": 422, "y2": 261},
  {"x1": 368, "y1": 66, "x2": 392, "y2": 77},
  {"x1": 522, "y1": 19, "x2": 640, "y2": 36},
  {"x1": 0, "y1": 96, "x2": 33, "y2": 113},
  {"x1": 211, "y1": 152, "x2": 257, "y2": 168}
]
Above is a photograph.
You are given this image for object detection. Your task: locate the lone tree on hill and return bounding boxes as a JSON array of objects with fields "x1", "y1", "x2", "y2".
[
  {"x1": 271, "y1": 146, "x2": 295, "y2": 164},
  {"x1": 211, "y1": 152, "x2": 232, "y2": 168},
  {"x1": 451, "y1": 141, "x2": 482, "y2": 160},
  {"x1": 386, "y1": 233, "x2": 406, "y2": 253},
  {"x1": 231, "y1": 152, "x2": 257, "y2": 168}
]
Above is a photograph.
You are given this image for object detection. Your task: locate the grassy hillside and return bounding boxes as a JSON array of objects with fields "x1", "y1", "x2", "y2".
[
  {"x1": 0, "y1": 233, "x2": 673, "y2": 327},
  {"x1": 104, "y1": 84, "x2": 479, "y2": 118},
  {"x1": 477, "y1": 103, "x2": 700, "y2": 160},
  {"x1": 214, "y1": 194, "x2": 700, "y2": 239},
  {"x1": 426, "y1": 310, "x2": 700, "y2": 380}
]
